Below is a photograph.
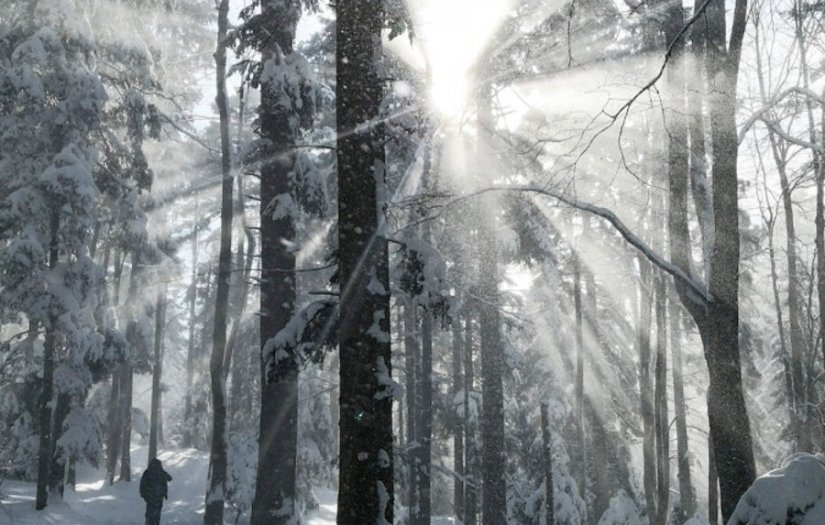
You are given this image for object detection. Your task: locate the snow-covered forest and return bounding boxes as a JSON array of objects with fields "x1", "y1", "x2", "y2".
[{"x1": 3, "y1": 0, "x2": 825, "y2": 524}]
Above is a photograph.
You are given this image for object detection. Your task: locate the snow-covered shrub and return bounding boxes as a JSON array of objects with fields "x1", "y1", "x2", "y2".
[
  {"x1": 728, "y1": 453, "x2": 825, "y2": 525},
  {"x1": 597, "y1": 490, "x2": 642, "y2": 525}
]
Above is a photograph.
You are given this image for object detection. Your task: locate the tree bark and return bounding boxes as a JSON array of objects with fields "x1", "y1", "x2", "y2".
[
  {"x1": 149, "y1": 286, "x2": 167, "y2": 462},
  {"x1": 665, "y1": 2, "x2": 756, "y2": 521},
  {"x1": 35, "y1": 214, "x2": 59, "y2": 510},
  {"x1": 464, "y1": 316, "x2": 478, "y2": 525},
  {"x1": 653, "y1": 276, "x2": 669, "y2": 525},
  {"x1": 540, "y1": 402, "x2": 555, "y2": 525},
  {"x1": 405, "y1": 298, "x2": 419, "y2": 516},
  {"x1": 106, "y1": 368, "x2": 122, "y2": 485},
  {"x1": 638, "y1": 257, "x2": 657, "y2": 524},
  {"x1": 671, "y1": 305, "x2": 695, "y2": 522},
  {"x1": 452, "y1": 317, "x2": 465, "y2": 523},
  {"x1": 203, "y1": 0, "x2": 233, "y2": 520},
  {"x1": 477, "y1": 54, "x2": 507, "y2": 525},
  {"x1": 336, "y1": 0, "x2": 394, "y2": 521},
  {"x1": 249, "y1": 2, "x2": 301, "y2": 523}
]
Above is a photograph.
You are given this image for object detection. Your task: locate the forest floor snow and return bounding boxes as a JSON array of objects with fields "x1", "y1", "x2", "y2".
[{"x1": 0, "y1": 445, "x2": 339, "y2": 524}]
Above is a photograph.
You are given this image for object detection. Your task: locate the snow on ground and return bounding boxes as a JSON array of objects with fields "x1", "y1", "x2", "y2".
[
  {"x1": 0, "y1": 446, "x2": 335, "y2": 525},
  {"x1": 0, "y1": 446, "x2": 458, "y2": 525}
]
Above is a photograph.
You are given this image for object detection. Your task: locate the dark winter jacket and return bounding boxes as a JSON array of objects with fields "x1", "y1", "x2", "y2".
[{"x1": 140, "y1": 459, "x2": 172, "y2": 505}]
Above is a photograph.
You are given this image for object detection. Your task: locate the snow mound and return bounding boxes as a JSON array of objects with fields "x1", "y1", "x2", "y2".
[
  {"x1": 597, "y1": 490, "x2": 642, "y2": 525},
  {"x1": 728, "y1": 453, "x2": 825, "y2": 525}
]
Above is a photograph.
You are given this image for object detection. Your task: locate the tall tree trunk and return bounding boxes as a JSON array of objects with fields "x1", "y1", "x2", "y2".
[
  {"x1": 35, "y1": 214, "x2": 59, "y2": 510},
  {"x1": 671, "y1": 304, "x2": 695, "y2": 522},
  {"x1": 203, "y1": 0, "x2": 233, "y2": 520},
  {"x1": 336, "y1": 0, "x2": 394, "y2": 521},
  {"x1": 573, "y1": 256, "x2": 585, "y2": 507},
  {"x1": 49, "y1": 392, "x2": 71, "y2": 498},
  {"x1": 250, "y1": 2, "x2": 301, "y2": 523},
  {"x1": 405, "y1": 298, "x2": 419, "y2": 516},
  {"x1": 476, "y1": 55, "x2": 507, "y2": 525},
  {"x1": 106, "y1": 368, "x2": 122, "y2": 485},
  {"x1": 184, "y1": 200, "x2": 200, "y2": 449},
  {"x1": 149, "y1": 286, "x2": 167, "y2": 462},
  {"x1": 452, "y1": 317, "x2": 465, "y2": 523},
  {"x1": 118, "y1": 360, "x2": 133, "y2": 481},
  {"x1": 653, "y1": 276, "x2": 669, "y2": 525},
  {"x1": 708, "y1": 433, "x2": 718, "y2": 525},
  {"x1": 703, "y1": 4, "x2": 756, "y2": 519},
  {"x1": 665, "y1": 2, "x2": 756, "y2": 520},
  {"x1": 413, "y1": 307, "x2": 433, "y2": 525},
  {"x1": 638, "y1": 257, "x2": 657, "y2": 524},
  {"x1": 464, "y1": 317, "x2": 478, "y2": 525},
  {"x1": 540, "y1": 402, "x2": 555, "y2": 525}
]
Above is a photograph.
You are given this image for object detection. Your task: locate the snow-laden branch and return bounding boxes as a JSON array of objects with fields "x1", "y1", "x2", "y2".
[{"x1": 454, "y1": 186, "x2": 713, "y2": 304}]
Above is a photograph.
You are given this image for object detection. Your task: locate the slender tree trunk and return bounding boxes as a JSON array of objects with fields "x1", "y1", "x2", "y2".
[
  {"x1": 203, "y1": 0, "x2": 233, "y2": 520},
  {"x1": 184, "y1": 200, "x2": 200, "y2": 449},
  {"x1": 671, "y1": 305, "x2": 695, "y2": 521},
  {"x1": 464, "y1": 317, "x2": 478, "y2": 525},
  {"x1": 452, "y1": 317, "x2": 465, "y2": 523},
  {"x1": 573, "y1": 256, "x2": 585, "y2": 508},
  {"x1": 49, "y1": 392, "x2": 71, "y2": 498},
  {"x1": 653, "y1": 276, "x2": 669, "y2": 525},
  {"x1": 638, "y1": 257, "x2": 657, "y2": 524},
  {"x1": 149, "y1": 286, "x2": 167, "y2": 462},
  {"x1": 405, "y1": 298, "x2": 419, "y2": 516},
  {"x1": 413, "y1": 308, "x2": 433, "y2": 524},
  {"x1": 106, "y1": 367, "x2": 122, "y2": 485},
  {"x1": 540, "y1": 402, "x2": 555, "y2": 525},
  {"x1": 118, "y1": 360, "x2": 133, "y2": 482}
]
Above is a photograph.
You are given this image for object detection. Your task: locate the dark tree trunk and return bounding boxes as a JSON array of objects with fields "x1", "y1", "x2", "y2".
[
  {"x1": 249, "y1": 2, "x2": 302, "y2": 524},
  {"x1": 573, "y1": 256, "x2": 585, "y2": 506},
  {"x1": 413, "y1": 308, "x2": 433, "y2": 525},
  {"x1": 35, "y1": 213, "x2": 59, "y2": 510},
  {"x1": 638, "y1": 257, "x2": 657, "y2": 524},
  {"x1": 653, "y1": 277, "x2": 669, "y2": 525},
  {"x1": 106, "y1": 368, "x2": 122, "y2": 485},
  {"x1": 405, "y1": 298, "x2": 419, "y2": 516},
  {"x1": 671, "y1": 306, "x2": 695, "y2": 521},
  {"x1": 204, "y1": 0, "x2": 233, "y2": 520},
  {"x1": 708, "y1": 433, "x2": 718, "y2": 525},
  {"x1": 703, "y1": 4, "x2": 756, "y2": 520},
  {"x1": 665, "y1": 2, "x2": 756, "y2": 521},
  {"x1": 118, "y1": 361, "x2": 132, "y2": 482},
  {"x1": 452, "y1": 318, "x2": 465, "y2": 523},
  {"x1": 48, "y1": 392, "x2": 71, "y2": 498},
  {"x1": 477, "y1": 58, "x2": 506, "y2": 525},
  {"x1": 149, "y1": 287, "x2": 167, "y2": 462},
  {"x1": 464, "y1": 317, "x2": 478, "y2": 525},
  {"x1": 336, "y1": 0, "x2": 394, "y2": 519},
  {"x1": 540, "y1": 402, "x2": 554, "y2": 525}
]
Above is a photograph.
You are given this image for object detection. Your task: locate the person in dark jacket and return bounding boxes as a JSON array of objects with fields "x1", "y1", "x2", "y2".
[{"x1": 139, "y1": 458, "x2": 172, "y2": 525}]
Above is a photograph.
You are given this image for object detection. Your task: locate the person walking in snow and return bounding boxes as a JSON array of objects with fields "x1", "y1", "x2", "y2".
[{"x1": 140, "y1": 458, "x2": 172, "y2": 525}]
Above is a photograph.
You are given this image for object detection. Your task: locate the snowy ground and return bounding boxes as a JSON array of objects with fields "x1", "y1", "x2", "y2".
[{"x1": 0, "y1": 446, "x2": 338, "y2": 525}]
